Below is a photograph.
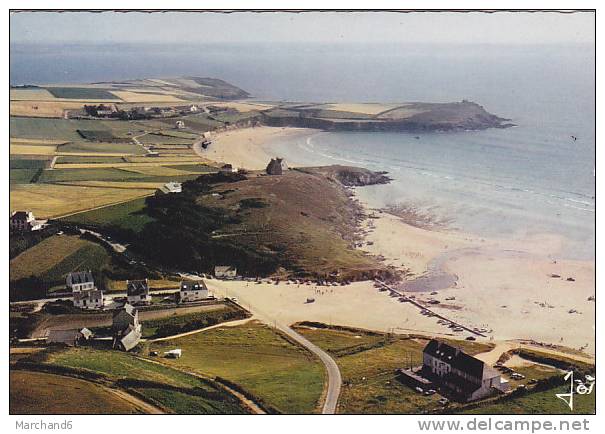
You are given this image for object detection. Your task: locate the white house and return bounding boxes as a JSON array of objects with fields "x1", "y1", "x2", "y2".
[
  {"x1": 10, "y1": 211, "x2": 45, "y2": 232},
  {"x1": 175, "y1": 120, "x2": 185, "y2": 129},
  {"x1": 66, "y1": 271, "x2": 95, "y2": 293},
  {"x1": 214, "y1": 265, "x2": 237, "y2": 279},
  {"x1": 180, "y1": 280, "x2": 209, "y2": 303},
  {"x1": 422, "y1": 339, "x2": 509, "y2": 402},
  {"x1": 73, "y1": 289, "x2": 104, "y2": 310},
  {"x1": 156, "y1": 181, "x2": 182, "y2": 195},
  {"x1": 127, "y1": 279, "x2": 151, "y2": 305}
]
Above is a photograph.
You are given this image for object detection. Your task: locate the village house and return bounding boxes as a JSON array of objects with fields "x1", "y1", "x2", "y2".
[
  {"x1": 266, "y1": 158, "x2": 288, "y2": 175},
  {"x1": 175, "y1": 120, "x2": 185, "y2": 129},
  {"x1": 10, "y1": 211, "x2": 45, "y2": 232},
  {"x1": 189, "y1": 104, "x2": 199, "y2": 112},
  {"x1": 73, "y1": 289, "x2": 104, "y2": 310},
  {"x1": 127, "y1": 279, "x2": 151, "y2": 305},
  {"x1": 180, "y1": 280, "x2": 209, "y2": 303},
  {"x1": 214, "y1": 265, "x2": 237, "y2": 279},
  {"x1": 112, "y1": 303, "x2": 142, "y2": 351},
  {"x1": 421, "y1": 339, "x2": 509, "y2": 402},
  {"x1": 46, "y1": 328, "x2": 93, "y2": 347},
  {"x1": 66, "y1": 271, "x2": 104, "y2": 309},
  {"x1": 155, "y1": 181, "x2": 182, "y2": 195},
  {"x1": 66, "y1": 271, "x2": 95, "y2": 292}
]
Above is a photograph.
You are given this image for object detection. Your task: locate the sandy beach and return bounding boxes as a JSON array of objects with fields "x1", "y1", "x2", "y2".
[
  {"x1": 194, "y1": 126, "x2": 315, "y2": 170},
  {"x1": 199, "y1": 126, "x2": 595, "y2": 356}
]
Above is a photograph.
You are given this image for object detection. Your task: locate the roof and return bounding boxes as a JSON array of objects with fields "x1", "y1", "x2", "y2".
[
  {"x1": 180, "y1": 280, "x2": 208, "y2": 292},
  {"x1": 80, "y1": 328, "x2": 93, "y2": 339},
  {"x1": 127, "y1": 279, "x2": 149, "y2": 296},
  {"x1": 47, "y1": 329, "x2": 82, "y2": 344},
  {"x1": 424, "y1": 339, "x2": 485, "y2": 379},
  {"x1": 66, "y1": 271, "x2": 94, "y2": 286},
  {"x1": 120, "y1": 324, "x2": 142, "y2": 351}
]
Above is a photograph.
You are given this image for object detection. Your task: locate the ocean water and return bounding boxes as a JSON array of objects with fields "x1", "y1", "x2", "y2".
[{"x1": 10, "y1": 42, "x2": 595, "y2": 258}]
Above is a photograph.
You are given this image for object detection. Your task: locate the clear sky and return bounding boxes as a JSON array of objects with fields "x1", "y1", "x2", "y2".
[{"x1": 10, "y1": 10, "x2": 595, "y2": 45}]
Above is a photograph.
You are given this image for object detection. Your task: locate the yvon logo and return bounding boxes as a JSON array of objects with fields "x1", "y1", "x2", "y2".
[{"x1": 555, "y1": 371, "x2": 595, "y2": 411}]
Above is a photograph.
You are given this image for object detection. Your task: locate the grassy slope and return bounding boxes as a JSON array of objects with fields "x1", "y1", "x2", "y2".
[
  {"x1": 148, "y1": 321, "x2": 325, "y2": 414},
  {"x1": 45, "y1": 347, "x2": 248, "y2": 414},
  {"x1": 10, "y1": 370, "x2": 141, "y2": 414},
  {"x1": 61, "y1": 197, "x2": 154, "y2": 232},
  {"x1": 203, "y1": 170, "x2": 382, "y2": 279},
  {"x1": 9, "y1": 235, "x2": 109, "y2": 284}
]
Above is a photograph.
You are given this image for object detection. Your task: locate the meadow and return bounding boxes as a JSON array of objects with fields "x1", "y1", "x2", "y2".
[
  {"x1": 45, "y1": 347, "x2": 249, "y2": 414},
  {"x1": 148, "y1": 321, "x2": 325, "y2": 414}
]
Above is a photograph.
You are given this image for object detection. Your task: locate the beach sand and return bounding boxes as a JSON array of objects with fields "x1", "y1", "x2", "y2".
[
  {"x1": 200, "y1": 126, "x2": 595, "y2": 356},
  {"x1": 194, "y1": 126, "x2": 314, "y2": 170}
]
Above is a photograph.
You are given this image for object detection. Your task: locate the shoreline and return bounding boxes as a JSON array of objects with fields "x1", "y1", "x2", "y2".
[
  {"x1": 195, "y1": 125, "x2": 595, "y2": 355},
  {"x1": 193, "y1": 126, "x2": 318, "y2": 171}
]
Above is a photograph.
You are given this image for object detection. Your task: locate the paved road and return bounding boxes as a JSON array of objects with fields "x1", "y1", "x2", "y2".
[{"x1": 201, "y1": 277, "x2": 342, "y2": 414}]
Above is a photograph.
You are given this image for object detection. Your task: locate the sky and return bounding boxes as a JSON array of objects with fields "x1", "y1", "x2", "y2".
[{"x1": 10, "y1": 11, "x2": 595, "y2": 45}]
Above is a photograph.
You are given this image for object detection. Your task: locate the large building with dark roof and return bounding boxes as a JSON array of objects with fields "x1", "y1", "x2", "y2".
[
  {"x1": 422, "y1": 339, "x2": 509, "y2": 402},
  {"x1": 127, "y1": 279, "x2": 151, "y2": 305}
]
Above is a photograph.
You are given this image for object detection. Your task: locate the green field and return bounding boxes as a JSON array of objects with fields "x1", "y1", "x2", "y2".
[
  {"x1": 10, "y1": 117, "x2": 107, "y2": 141},
  {"x1": 295, "y1": 325, "x2": 493, "y2": 414},
  {"x1": 149, "y1": 321, "x2": 325, "y2": 414},
  {"x1": 56, "y1": 155, "x2": 127, "y2": 164},
  {"x1": 141, "y1": 305, "x2": 249, "y2": 338},
  {"x1": 9, "y1": 235, "x2": 110, "y2": 289},
  {"x1": 460, "y1": 384, "x2": 595, "y2": 415},
  {"x1": 10, "y1": 158, "x2": 47, "y2": 184},
  {"x1": 61, "y1": 196, "x2": 154, "y2": 232},
  {"x1": 164, "y1": 164, "x2": 216, "y2": 173},
  {"x1": 58, "y1": 141, "x2": 144, "y2": 154},
  {"x1": 39, "y1": 167, "x2": 145, "y2": 183},
  {"x1": 45, "y1": 87, "x2": 119, "y2": 100},
  {"x1": 45, "y1": 347, "x2": 249, "y2": 414}
]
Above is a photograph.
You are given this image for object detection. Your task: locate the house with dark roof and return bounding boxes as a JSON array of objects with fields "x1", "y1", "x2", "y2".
[
  {"x1": 66, "y1": 271, "x2": 95, "y2": 293},
  {"x1": 112, "y1": 303, "x2": 142, "y2": 351},
  {"x1": 67, "y1": 271, "x2": 104, "y2": 309},
  {"x1": 422, "y1": 339, "x2": 509, "y2": 402},
  {"x1": 127, "y1": 279, "x2": 151, "y2": 305},
  {"x1": 266, "y1": 158, "x2": 288, "y2": 175},
  {"x1": 180, "y1": 280, "x2": 209, "y2": 303},
  {"x1": 10, "y1": 211, "x2": 45, "y2": 232},
  {"x1": 112, "y1": 303, "x2": 139, "y2": 332},
  {"x1": 46, "y1": 328, "x2": 93, "y2": 346}
]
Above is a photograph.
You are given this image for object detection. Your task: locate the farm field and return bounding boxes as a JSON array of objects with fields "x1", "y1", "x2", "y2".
[
  {"x1": 10, "y1": 88, "x2": 57, "y2": 101},
  {"x1": 148, "y1": 321, "x2": 325, "y2": 414},
  {"x1": 9, "y1": 158, "x2": 48, "y2": 185},
  {"x1": 110, "y1": 90, "x2": 187, "y2": 103},
  {"x1": 10, "y1": 370, "x2": 143, "y2": 414},
  {"x1": 57, "y1": 142, "x2": 145, "y2": 154},
  {"x1": 10, "y1": 144, "x2": 57, "y2": 155},
  {"x1": 10, "y1": 183, "x2": 155, "y2": 218},
  {"x1": 60, "y1": 197, "x2": 153, "y2": 232},
  {"x1": 45, "y1": 86, "x2": 120, "y2": 100},
  {"x1": 44, "y1": 347, "x2": 249, "y2": 414},
  {"x1": 294, "y1": 325, "x2": 492, "y2": 414},
  {"x1": 10, "y1": 100, "x2": 87, "y2": 118}
]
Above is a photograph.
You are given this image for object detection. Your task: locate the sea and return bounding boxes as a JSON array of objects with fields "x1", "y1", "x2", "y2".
[{"x1": 10, "y1": 42, "x2": 595, "y2": 259}]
